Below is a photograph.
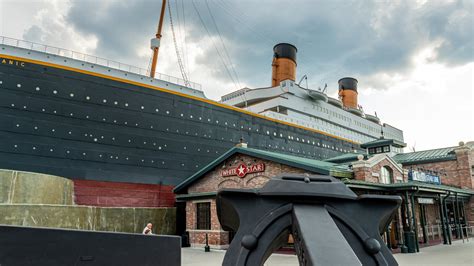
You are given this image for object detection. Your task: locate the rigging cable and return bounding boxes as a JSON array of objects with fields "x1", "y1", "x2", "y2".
[
  {"x1": 204, "y1": 0, "x2": 241, "y2": 88},
  {"x1": 175, "y1": 0, "x2": 188, "y2": 73},
  {"x1": 192, "y1": 0, "x2": 239, "y2": 91},
  {"x1": 167, "y1": 0, "x2": 191, "y2": 87}
]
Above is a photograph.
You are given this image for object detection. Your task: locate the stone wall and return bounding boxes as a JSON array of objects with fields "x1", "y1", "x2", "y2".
[
  {"x1": 0, "y1": 204, "x2": 175, "y2": 234},
  {"x1": 0, "y1": 169, "x2": 73, "y2": 205}
]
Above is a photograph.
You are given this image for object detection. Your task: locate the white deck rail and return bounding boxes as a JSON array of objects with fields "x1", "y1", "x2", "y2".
[{"x1": 1, "y1": 36, "x2": 201, "y2": 91}]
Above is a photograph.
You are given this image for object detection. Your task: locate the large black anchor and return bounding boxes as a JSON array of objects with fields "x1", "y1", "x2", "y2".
[{"x1": 216, "y1": 174, "x2": 401, "y2": 266}]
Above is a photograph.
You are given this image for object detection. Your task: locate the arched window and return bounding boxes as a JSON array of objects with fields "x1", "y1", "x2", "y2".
[{"x1": 380, "y1": 166, "x2": 393, "y2": 184}]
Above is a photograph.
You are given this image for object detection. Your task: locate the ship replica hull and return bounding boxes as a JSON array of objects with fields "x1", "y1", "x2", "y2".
[{"x1": 0, "y1": 54, "x2": 358, "y2": 186}]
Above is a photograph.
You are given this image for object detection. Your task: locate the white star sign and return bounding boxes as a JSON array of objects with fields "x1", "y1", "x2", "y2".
[{"x1": 237, "y1": 164, "x2": 247, "y2": 177}]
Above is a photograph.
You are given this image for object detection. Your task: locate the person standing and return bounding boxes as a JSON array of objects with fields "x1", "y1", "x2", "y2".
[{"x1": 142, "y1": 223, "x2": 153, "y2": 235}]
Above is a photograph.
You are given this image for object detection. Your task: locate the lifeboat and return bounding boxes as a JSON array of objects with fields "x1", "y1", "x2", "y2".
[
  {"x1": 365, "y1": 114, "x2": 380, "y2": 124},
  {"x1": 327, "y1": 97, "x2": 343, "y2": 108},
  {"x1": 307, "y1": 90, "x2": 328, "y2": 102},
  {"x1": 347, "y1": 107, "x2": 363, "y2": 117}
]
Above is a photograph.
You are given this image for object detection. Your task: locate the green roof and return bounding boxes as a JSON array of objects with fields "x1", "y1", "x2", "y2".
[
  {"x1": 393, "y1": 147, "x2": 457, "y2": 165},
  {"x1": 173, "y1": 146, "x2": 352, "y2": 194},
  {"x1": 344, "y1": 180, "x2": 474, "y2": 197},
  {"x1": 360, "y1": 138, "x2": 406, "y2": 149}
]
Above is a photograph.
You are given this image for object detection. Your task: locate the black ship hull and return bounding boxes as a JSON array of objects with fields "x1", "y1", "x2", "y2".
[{"x1": 0, "y1": 55, "x2": 359, "y2": 185}]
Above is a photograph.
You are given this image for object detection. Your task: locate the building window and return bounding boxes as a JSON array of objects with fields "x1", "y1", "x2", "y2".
[
  {"x1": 383, "y1": 146, "x2": 390, "y2": 152},
  {"x1": 368, "y1": 148, "x2": 375, "y2": 154},
  {"x1": 380, "y1": 166, "x2": 393, "y2": 184},
  {"x1": 376, "y1": 147, "x2": 382, "y2": 153},
  {"x1": 196, "y1": 202, "x2": 211, "y2": 230}
]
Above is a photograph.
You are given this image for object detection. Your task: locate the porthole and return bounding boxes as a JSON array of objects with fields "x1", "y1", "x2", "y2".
[
  {"x1": 70, "y1": 93, "x2": 74, "y2": 97},
  {"x1": 68, "y1": 131, "x2": 72, "y2": 135},
  {"x1": 53, "y1": 90, "x2": 57, "y2": 94},
  {"x1": 141, "y1": 106, "x2": 145, "y2": 110},
  {"x1": 51, "y1": 129, "x2": 55, "y2": 132},
  {"x1": 23, "y1": 106, "x2": 27, "y2": 109},
  {"x1": 32, "y1": 147, "x2": 36, "y2": 150},
  {"x1": 67, "y1": 150, "x2": 70, "y2": 154},
  {"x1": 86, "y1": 96, "x2": 90, "y2": 100},
  {"x1": 34, "y1": 126, "x2": 38, "y2": 130},
  {"x1": 17, "y1": 84, "x2": 21, "y2": 88},
  {"x1": 125, "y1": 103, "x2": 129, "y2": 107},
  {"x1": 114, "y1": 101, "x2": 118, "y2": 105},
  {"x1": 50, "y1": 149, "x2": 53, "y2": 152},
  {"x1": 14, "y1": 144, "x2": 17, "y2": 148},
  {"x1": 11, "y1": 104, "x2": 15, "y2": 107},
  {"x1": 103, "y1": 99, "x2": 107, "y2": 103},
  {"x1": 36, "y1": 87, "x2": 40, "y2": 91},
  {"x1": 155, "y1": 109, "x2": 159, "y2": 112}
]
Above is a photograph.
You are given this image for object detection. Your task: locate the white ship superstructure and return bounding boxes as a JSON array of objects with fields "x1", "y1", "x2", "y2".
[{"x1": 221, "y1": 43, "x2": 404, "y2": 148}]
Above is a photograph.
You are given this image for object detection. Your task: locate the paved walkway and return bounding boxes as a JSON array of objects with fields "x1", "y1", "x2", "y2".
[{"x1": 182, "y1": 239, "x2": 474, "y2": 266}]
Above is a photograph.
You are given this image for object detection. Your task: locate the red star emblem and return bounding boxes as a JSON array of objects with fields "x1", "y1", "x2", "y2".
[{"x1": 236, "y1": 164, "x2": 248, "y2": 178}]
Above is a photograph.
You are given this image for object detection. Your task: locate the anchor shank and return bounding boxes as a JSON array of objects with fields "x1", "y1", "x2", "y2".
[{"x1": 292, "y1": 204, "x2": 362, "y2": 266}]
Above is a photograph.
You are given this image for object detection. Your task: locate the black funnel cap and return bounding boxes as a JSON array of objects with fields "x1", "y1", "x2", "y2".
[
  {"x1": 273, "y1": 43, "x2": 297, "y2": 64},
  {"x1": 338, "y1": 77, "x2": 358, "y2": 92}
]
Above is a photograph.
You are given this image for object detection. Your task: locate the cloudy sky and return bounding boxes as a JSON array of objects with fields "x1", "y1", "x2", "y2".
[{"x1": 1, "y1": 0, "x2": 472, "y2": 151}]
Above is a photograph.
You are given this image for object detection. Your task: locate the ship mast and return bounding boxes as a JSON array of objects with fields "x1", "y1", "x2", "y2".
[{"x1": 149, "y1": 0, "x2": 167, "y2": 78}]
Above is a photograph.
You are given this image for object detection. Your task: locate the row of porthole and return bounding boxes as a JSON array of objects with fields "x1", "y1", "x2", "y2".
[
  {"x1": 12, "y1": 123, "x2": 228, "y2": 155},
  {"x1": 11, "y1": 143, "x2": 204, "y2": 168},
  {"x1": 11, "y1": 99, "x2": 345, "y2": 154},
  {"x1": 25, "y1": 83, "x2": 319, "y2": 139},
  {"x1": 27, "y1": 84, "x2": 315, "y2": 141},
  {"x1": 10, "y1": 82, "x2": 350, "y2": 151}
]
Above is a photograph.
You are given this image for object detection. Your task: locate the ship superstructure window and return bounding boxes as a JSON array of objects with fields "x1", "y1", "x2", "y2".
[{"x1": 196, "y1": 202, "x2": 211, "y2": 230}]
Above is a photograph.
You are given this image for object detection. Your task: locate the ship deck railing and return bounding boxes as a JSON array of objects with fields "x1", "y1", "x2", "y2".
[{"x1": 0, "y1": 36, "x2": 201, "y2": 91}]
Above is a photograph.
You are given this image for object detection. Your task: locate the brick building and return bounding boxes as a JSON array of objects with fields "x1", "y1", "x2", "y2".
[{"x1": 174, "y1": 141, "x2": 474, "y2": 252}]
